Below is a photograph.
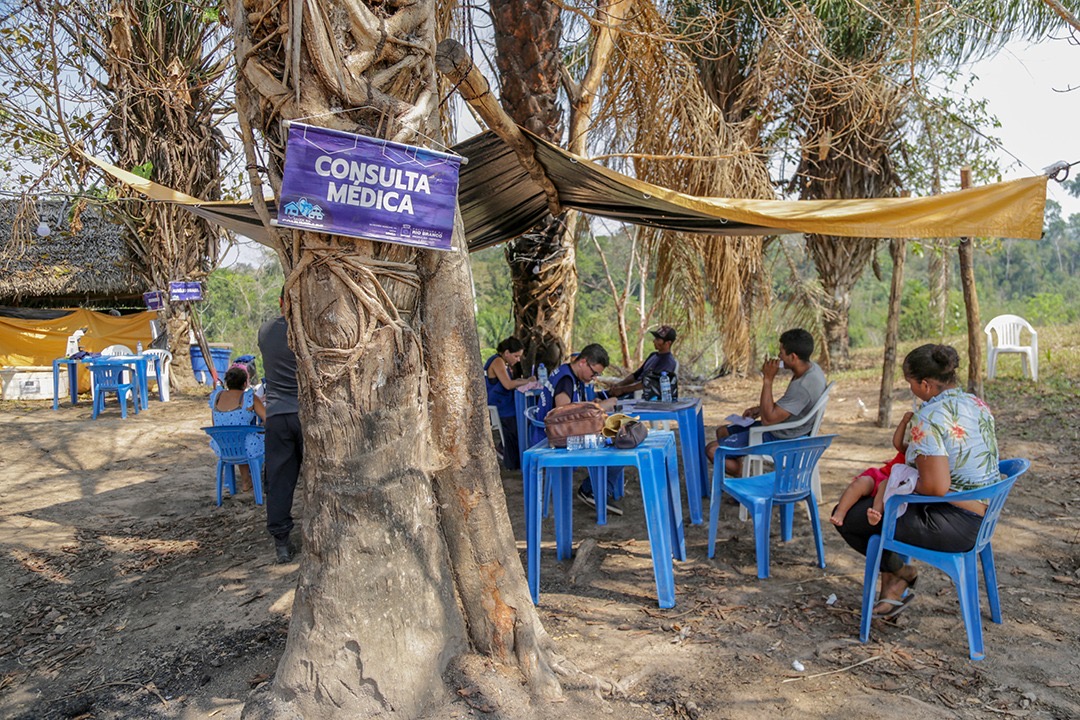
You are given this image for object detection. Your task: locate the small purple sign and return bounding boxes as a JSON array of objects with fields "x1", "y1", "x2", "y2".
[{"x1": 275, "y1": 123, "x2": 464, "y2": 251}]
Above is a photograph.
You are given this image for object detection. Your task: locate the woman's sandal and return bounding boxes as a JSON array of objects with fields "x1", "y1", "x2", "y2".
[{"x1": 873, "y1": 574, "x2": 918, "y2": 619}]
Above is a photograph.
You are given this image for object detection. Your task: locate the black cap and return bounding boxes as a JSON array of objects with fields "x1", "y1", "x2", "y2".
[{"x1": 650, "y1": 325, "x2": 677, "y2": 342}]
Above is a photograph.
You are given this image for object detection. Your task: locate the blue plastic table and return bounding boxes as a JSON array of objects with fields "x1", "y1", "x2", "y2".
[
  {"x1": 52, "y1": 358, "x2": 81, "y2": 410},
  {"x1": 522, "y1": 430, "x2": 686, "y2": 608},
  {"x1": 616, "y1": 399, "x2": 709, "y2": 525}
]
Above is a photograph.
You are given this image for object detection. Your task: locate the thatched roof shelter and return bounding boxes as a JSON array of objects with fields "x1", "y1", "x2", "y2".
[{"x1": 0, "y1": 199, "x2": 148, "y2": 307}]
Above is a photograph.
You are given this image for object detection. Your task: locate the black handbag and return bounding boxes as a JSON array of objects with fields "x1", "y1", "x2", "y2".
[{"x1": 612, "y1": 419, "x2": 648, "y2": 449}]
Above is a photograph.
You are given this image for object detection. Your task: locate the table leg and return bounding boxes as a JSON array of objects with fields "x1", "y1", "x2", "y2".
[
  {"x1": 138, "y1": 360, "x2": 149, "y2": 410},
  {"x1": 664, "y1": 442, "x2": 687, "y2": 561},
  {"x1": 526, "y1": 456, "x2": 542, "y2": 604},
  {"x1": 52, "y1": 361, "x2": 61, "y2": 411},
  {"x1": 592, "y1": 466, "x2": 607, "y2": 525},
  {"x1": 637, "y1": 452, "x2": 676, "y2": 609},
  {"x1": 677, "y1": 408, "x2": 703, "y2": 525},
  {"x1": 696, "y1": 406, "x2": 710, "y2": 500},
  {"x1": 554, "y1": 467, "x2": 575, "y2": 561},
  {"x1": 515, "y1": 394, "x2": 529, "y2": 469},
  {"x1": 69, "y1": 362, "x2": 79, "y2": 406}
]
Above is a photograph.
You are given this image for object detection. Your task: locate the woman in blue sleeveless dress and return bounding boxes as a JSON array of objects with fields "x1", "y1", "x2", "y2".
[
  {"x1": 209, "y1": 365, "x2": 266, "y2": 491},
  {"x1": 485, "y1": 337, "x2": 535, "y2": 470}
]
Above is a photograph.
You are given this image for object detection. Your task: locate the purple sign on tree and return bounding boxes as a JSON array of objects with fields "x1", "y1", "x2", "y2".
[{"x1": 275, "y1": 122, "x2": 464, "y2": 251}]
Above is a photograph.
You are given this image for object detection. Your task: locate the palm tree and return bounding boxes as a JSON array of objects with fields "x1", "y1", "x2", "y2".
[
  {"x1": 102, "y1": 0, "x2": 230, "y2": 385},
  {"x1": 233, "y1": 0, "x2": 560, "y2": 715},
  {"x1": 678, "y1": 0, "x2": 1067, "y2": 364}
]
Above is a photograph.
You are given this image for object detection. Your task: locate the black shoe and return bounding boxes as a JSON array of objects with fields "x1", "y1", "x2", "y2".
[
  {"x1": 274, "y1": 538, "x2": 293, "y2": 564},
  {"x1": 577, "y1": 488, "x2": 623, "y2": 516}
]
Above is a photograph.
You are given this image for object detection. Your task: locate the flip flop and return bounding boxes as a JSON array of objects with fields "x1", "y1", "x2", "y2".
[{"x1": 872, "y1": 591, "x2": 916, "y2": 619}]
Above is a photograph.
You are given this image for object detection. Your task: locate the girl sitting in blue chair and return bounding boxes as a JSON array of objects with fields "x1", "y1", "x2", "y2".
[{"x1": 209, "y1": 364, "x2": 266, "y2": 492}]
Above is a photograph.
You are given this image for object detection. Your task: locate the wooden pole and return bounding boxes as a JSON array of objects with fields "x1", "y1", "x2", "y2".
[
  {"x1": 434, "y1": 39, "x2": 562, "y2": 218},
  {"x1": 877, "y1": 235, "x2": 906, "y2": 427},
  {"x1": 958, "y1": 167, "x2": 984, "y2": 397}
]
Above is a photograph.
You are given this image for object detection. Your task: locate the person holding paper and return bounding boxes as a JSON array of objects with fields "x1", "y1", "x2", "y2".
[{"x1": 706, "y1": 328, "x2": 826, "y2": 476}]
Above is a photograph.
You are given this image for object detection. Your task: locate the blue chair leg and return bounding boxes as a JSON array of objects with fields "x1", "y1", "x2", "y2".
[
  {"x1": 249, "y1": 458, "x2": 265, "y2": 505},
  {"x1": 780, "y1": 503, "x2": 794, "y2": 542},
  {"x1": 860, "y1": 535, "x2": 884, "y2": 643},
  {"x1": 224, "y1": 464, "x2": 237, "y2": 497},
  {"x1": 980, "y1": 545, "x2": 1002, "y2": 623},
  {"x1": 751, "y1": 500, "x2": 773, "y2": 579},
  {"x1": 954, "y1": 556, "x2": 986, "y2": 661},
  {"x1": 215, "y1": 461, "x2": 225, "y2": 506},
  {"x1": 118, "y1": 390, "x2": 128, "y2": 419},
  {"x1": 806, "y1": 497, "x2": 826, "y2": 569}
]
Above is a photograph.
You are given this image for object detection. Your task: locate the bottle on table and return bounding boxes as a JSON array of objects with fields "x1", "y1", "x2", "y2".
[
  {"x1": 659, "y1": 371, "x2": 672, "y2": 403},
  {"x1": 136, "y1": 341, "x2": 143, "y2": 355}
]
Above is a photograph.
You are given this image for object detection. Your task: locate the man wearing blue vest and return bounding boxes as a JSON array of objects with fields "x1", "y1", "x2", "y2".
[{"x1": 533, "y1": 344, "x2": 622, "y2": 514}]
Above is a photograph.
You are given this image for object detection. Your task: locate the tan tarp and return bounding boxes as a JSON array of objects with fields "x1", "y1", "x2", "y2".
[
  {"x1": 0, "y1": 309, "x2": 157, "y2": 391},
  {"x1": 79, "y1": 129, "x2": 1047, "y2": 251}
]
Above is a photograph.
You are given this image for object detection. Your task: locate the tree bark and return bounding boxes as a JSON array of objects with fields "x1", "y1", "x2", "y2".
[
  {"x1": 958, "y1": 168, "x2": 984, "y2": 397},
  {"x1": 877, "y1": 237, "x2": 906, "y2": 427},
  {"x1": 491, "y1": 0, "x2": 577, "y2": 369},
  {"x1": 233, "y1": 0, "x2": 561, "y2": 715}
]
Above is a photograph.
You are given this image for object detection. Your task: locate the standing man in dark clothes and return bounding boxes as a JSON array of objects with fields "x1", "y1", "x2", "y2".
[{"x1": 258, "y1": 289, "x2": 303, "y2": 563}]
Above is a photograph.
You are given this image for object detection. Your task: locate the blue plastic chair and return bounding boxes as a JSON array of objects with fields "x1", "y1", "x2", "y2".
[
  {"x1": 201, "y1": 426, "x2": 266, "y2": 506},
  {"x1": 87, "y1": 362, "x2": 138, "y2": 419},
  {"x1": 708, "y1": 435, "x2": 836, "y2": 579},
  {"x1": 859, "y1": 458, "x2": 1031, "y2": 661}
]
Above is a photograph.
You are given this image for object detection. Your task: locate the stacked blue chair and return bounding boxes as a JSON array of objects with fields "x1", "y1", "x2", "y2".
[
  {"x1": 88, "y1": 362, "x2": 138, "y2": 419},
  {"x1": 859, "y1": 458, "x2": 1031, "y2": 661},
  {"x1": 201, "y1": 426, "x2": 266, "y2": 506},
  {"x1": 708, "y1": 435, "x2": 836, "y2": 579}
]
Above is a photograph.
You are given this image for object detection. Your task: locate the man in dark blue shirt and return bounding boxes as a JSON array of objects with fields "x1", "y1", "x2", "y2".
[
  {"x1": 606, "y1": 325, "x2": 678, "y2": 400},
  {"x1": 258, "y1": 289, "x2": 303, "y2": 563}
]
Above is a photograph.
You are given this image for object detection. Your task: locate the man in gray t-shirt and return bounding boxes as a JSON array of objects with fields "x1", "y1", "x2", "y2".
[
  {"x1": 706, "y1": 328, "x2": 827, "y2": 476},
  {"x1": 258, "y1": 291, "x2": 303, "y2": 563}
]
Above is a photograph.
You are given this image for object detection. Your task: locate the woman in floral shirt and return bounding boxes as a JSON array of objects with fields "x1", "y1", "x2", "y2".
[{"x1": 833, "y1": 344, "x2": 999, "y2": 618}]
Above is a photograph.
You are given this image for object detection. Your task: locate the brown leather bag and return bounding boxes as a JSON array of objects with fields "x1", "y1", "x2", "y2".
[{"x1": 543, "y1": 402, "x2": 607, "y2": 448}]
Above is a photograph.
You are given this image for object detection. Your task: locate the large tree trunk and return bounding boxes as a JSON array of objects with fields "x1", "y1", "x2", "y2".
[
  {"x1": 491, "y1": 0, "x2": 577, "y2": 367},
  {"x1": 233, "y1": 0, "x2": 560, "y2": 715}
]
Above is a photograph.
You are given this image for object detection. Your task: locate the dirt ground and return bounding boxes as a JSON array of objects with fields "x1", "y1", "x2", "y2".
[{"x1": 1, "y1": 367, "x2": 1078, "y2": 719}]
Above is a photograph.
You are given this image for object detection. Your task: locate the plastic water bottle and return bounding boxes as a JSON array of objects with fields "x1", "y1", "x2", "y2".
[
  {"x1": 659, "y1": 371, "x2": 672, "y2": 402},
  {"x1": 537, "y1": 363, "x2": 548, "y2": 388},
  {"x1": 136, "y1": 341, "x2": 143, "y2": 355}
]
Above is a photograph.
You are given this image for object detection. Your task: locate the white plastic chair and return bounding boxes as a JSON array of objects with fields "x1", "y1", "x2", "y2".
[
  {"x1": 101, "y1": 344, "x2": 134, "y2": 356},
  {"x1": 985, "y1": 314, "x2": 1038, "y2": 382},
  {"x1": 143, "y1": 348, "x2": 173, "y2": 402},
  {"x1": 487, "y1": 405, "x2": 505, "y2": 448},
  {"x1": 739, "y1": 381, "x2": 835, "y2": 520}
]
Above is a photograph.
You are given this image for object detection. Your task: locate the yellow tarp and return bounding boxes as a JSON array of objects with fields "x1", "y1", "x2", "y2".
[
  {"x1": 80, "y1": 132, "x2": 1048, "y2": 252},
  {"x1": 0, "y1": 309, "x2": 157, "y2": 391}
]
